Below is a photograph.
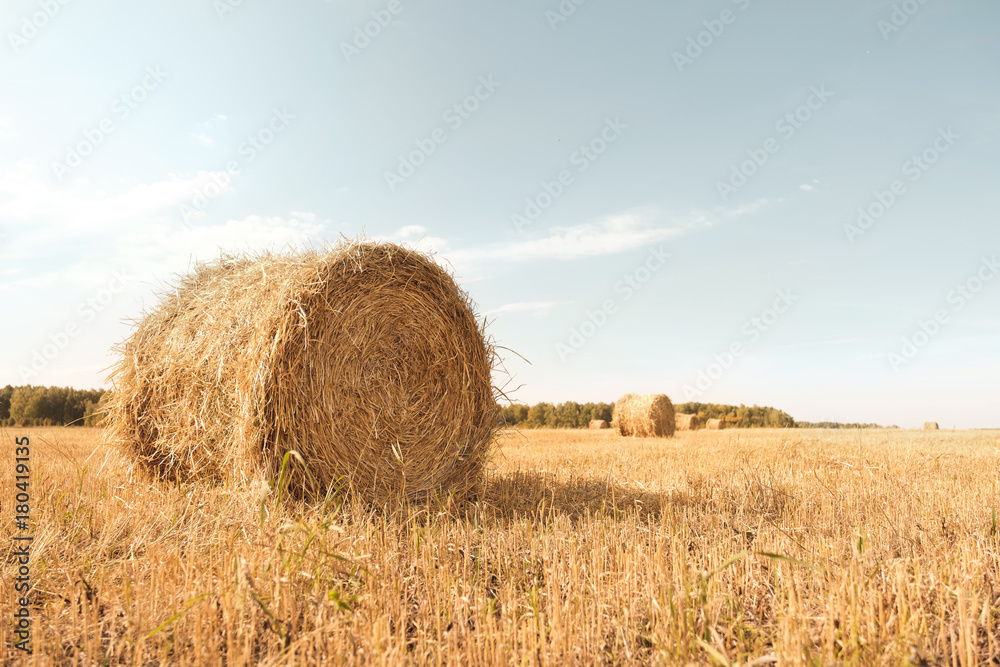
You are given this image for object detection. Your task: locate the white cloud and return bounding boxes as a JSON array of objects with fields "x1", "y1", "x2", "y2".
[
  {"x1": 454, "y1": 204, "x2": 755, "y2": 264},
  {"x1": 510, "y1": 211, "x2": 681, "y2": 260},
  {"x1": 718, "y1": 197, "x2": 770, "y2": 219},
  {"x1": 369, "y1": 213, "x2": 695, "y2": 280},
  {"x1": 0, "y1": 160, "x2": 333, "y2": 289},
  {"x1": 1, "y1": 213, "x2": 329, "y2": 292},
  {"x1": 131, "y1": 215, "x2": 326, "y2": 267},
  {"x1": 374, "y1": 224, "x2": 453, "y2": 257},
  {"x1": 0, "y1": 162, "x2": 226, "y2": 228},
  {"x1": 189, "y1": 114, "x2": 229, "y2": 147},
  {"x1": 191, "y1": 132, "x2": 215, "y2": 147},
  {"x1": 369, "y1": 202, "x2": 766, "y2": 280}
]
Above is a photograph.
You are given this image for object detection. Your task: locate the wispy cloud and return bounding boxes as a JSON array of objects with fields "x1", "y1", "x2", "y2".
[
  {"x1": 371, "y1": 201, "x2": 769, "y2": 280},
  {"x1": 488, "y1": 210, "x2": 685, "y2": 261},
  {"x1": 125, "y1": 214, "x2": 326, "y2": 265},
  {"x1": 0, "y1": 162, "x2": 227, "y2": 229},
  {"x1": 0, "y1": 161, "x2": 333, "y2": 290},
  {"x1": 191, "y1": 132, "x2": 215, "y2": 147},
  {"x1": 374, "y1": 224, "x2": 453, "y2": 256},
  {"x1": 188, "y1": 114, "x2": 228, "y2": 148},
  {"x1": 1, "y1": 213, "x2": 328, "y2": 291},
  {"x1": 456, "y1": 202, "x2": 766, "y2": 264},
  {"x1": 720, "y1": 198, "x2": 770, "y2": 218}
]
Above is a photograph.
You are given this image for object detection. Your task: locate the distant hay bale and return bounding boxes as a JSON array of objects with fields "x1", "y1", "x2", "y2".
[
  {"x1": 612, "y1": 394, "x2": 675, "y2": 438},
  {"x1": 106, "y1": 241, "x2": 499, "y2": 503},
  {"x1": 924, "y1": 422, "x2": 940, "y2": 430},
  {"x1": 588, "y1": 419, "x2": 609, "y2": 430},
  {"x1": 705, "y1": 418, "x2": 724, "y2": 430},
  {"x1": 675, "y1": 413, "x2": 700, "y2": 431}
]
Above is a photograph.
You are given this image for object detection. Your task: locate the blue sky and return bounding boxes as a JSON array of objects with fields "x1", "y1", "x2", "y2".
[{"x1": 1, "y1": 0, "x2": 997, "y2": 428}]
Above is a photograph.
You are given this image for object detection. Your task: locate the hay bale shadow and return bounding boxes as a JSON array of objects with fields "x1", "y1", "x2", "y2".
[{"x1": 480, "y1": 470, "x2": 667, "y2": 523}]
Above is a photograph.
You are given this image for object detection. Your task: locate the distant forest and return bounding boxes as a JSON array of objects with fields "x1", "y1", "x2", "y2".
[
  {"x1": 501, "y1": 401, "x2": 885, "y2": 430},
  {"x1": 0, "y1": 386, "x2": 107, "y2": 427},
  {"x1": 0, "y1": 386, "x2": 884, "y2": 429}
]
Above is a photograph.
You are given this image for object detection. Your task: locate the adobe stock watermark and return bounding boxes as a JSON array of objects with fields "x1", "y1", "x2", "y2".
[
  {"x1": 843, "y1": 127, "x2": 959, "y2": 243},
  {"x1": 555, "y1": 245, "x2": 669, "y2": 361},
  {"x1": 8, "y1": 0, "x2": 72, "y2": 54},
  {"x1": 383, "y1": 75, "x2": 501, "y2": 192},
  {"x1": 18, "y1": 270, "x2": 134, "y2": 381},
  {"x1": 716, "y1": 85, "x2": 833, "y2": 202},
  {"x1": 545, "y1": 0, "x2": 592, "y2": 31},
  {"x1": 878, "y1": 0, "x2": 933, "y2": 41},
  {"x1": 887, "y1": 255, "x2": 997, "y2": 372},
  {"x1": 682, "y1": 289, "x2": 798, "y2": 399},
  {"x1": 340, "y1": 0, "x2": 413, "y2": 62},
  {"x1": 672, "y1": 0, "x2": 752, "y2": 73},
  {"x1": 214, "y1": 0, "x2": 248, "y2": 21},
  {"x1": 512, "y1": 117, "x2": 628, "y2": 231},
  {"x1": 179, "y1": 108, "x2": 295, "y2": 223},
  {"x1": 51, "y1": 66, "x2": 168, "y2": 182}
]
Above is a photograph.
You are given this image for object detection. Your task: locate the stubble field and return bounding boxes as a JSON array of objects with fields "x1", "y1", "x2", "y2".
[{"x1": 1, "y1": 426, "x2": 998, "y2": 665}]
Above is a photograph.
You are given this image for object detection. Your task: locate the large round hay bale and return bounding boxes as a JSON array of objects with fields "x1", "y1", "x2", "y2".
[
  {"x1": 106, "y1": 241, "x2": 498, "y2": 502},
  {"x1": 705, "y1": 418, "x2": 724, "y2": 430},
  {"x1": 675, "y1": 413, "x2": 700, "y2": 431},
  {"x1": 588, "y1": 419, "x2": 609, "y2": 430},
  {"x1": 612, "y1": 394, "x2": 675, "y2": 438},
  {"x1": 924, "y1": 421, "x2": 939, "y2": 430}
]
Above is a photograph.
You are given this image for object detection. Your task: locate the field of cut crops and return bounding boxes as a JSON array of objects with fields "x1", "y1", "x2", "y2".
[{"x1": 2, "y1": 426, "x2": 998, "y2": 665}]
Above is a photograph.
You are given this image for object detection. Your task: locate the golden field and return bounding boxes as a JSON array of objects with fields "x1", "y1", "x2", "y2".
[{"x1": 1, "y1": 426, "x2": 998, "y2": 665}]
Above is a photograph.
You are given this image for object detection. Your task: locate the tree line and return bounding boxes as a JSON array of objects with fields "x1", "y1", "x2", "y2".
[
  {"x1": 0, "y1": 386, "x2": 107, "y2": 427},
  {"x1": 500, "y1": 401, "x2": 800, "y2": 429},
  {"x1": 497, "y1": 401, "x2": 888, "y2": 429},
  {"x1": 793, "y1": 421, "x2": 888, "y2": 429},
  {"x1": 674, "y1": 402, "x2": 796, "y2": 428},
  {"x1": 499, "y1": 402, "x2": 615, "y2": 429}
]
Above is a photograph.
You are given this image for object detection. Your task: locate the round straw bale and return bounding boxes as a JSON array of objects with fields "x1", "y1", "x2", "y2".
[
  {"x1": 612, "y1": 394, "x2": 675, "y2": 437},
  {"x1": 675, "y1": 413, "x2": 700, "y2": 431},
  {"x1": 705, "y1": 418, "x2": 724, "y2": 430},
  {"x1": 106, "y1": 241, "x2": 498, "y2": 502},
  {"x1": 588, "y1": 419, "x2": 609, "y2": 430},
  {"x1": 923, "y1": 421, "x2": 939, "y2": 430}
]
